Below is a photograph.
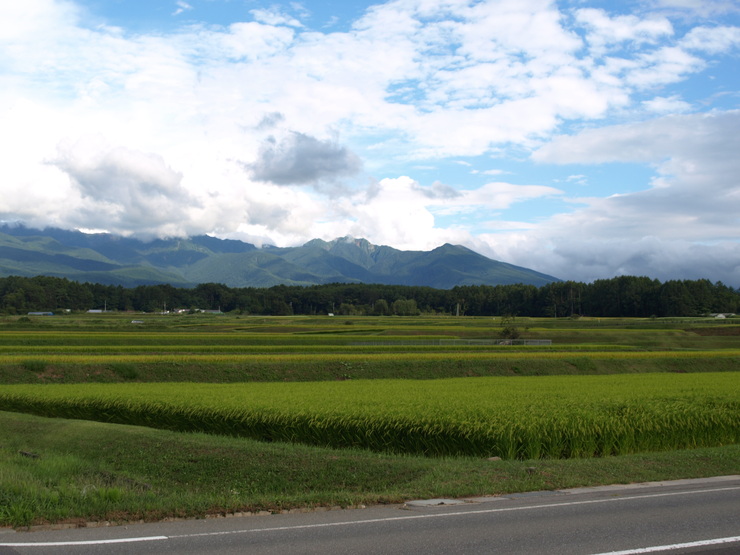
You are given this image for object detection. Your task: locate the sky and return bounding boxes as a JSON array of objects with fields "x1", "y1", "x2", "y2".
[{"x1": 1, "y1": 0, "x2": 739, "y2": 285}]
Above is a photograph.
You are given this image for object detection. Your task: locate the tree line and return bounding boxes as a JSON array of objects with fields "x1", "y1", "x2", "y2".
[{"x1": 1, "y1": 275, "x2": 738, "y2": 318}]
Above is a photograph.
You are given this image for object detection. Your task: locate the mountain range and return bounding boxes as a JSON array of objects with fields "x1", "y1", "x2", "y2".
[{"x1": 0, "y1": 225, "x2": 559, "y2": 289}]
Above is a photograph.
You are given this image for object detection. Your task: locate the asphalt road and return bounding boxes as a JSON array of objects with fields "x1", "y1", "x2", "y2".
[{"x1": 1, "y1": 476, "x2": 738, "y2": 555}]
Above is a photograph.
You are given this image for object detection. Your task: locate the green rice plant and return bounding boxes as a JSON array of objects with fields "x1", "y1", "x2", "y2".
[
  {"x1": 1, "y1": 349, "x2": 739, "y2": 367},
  {"x1": 0, "y1": 373, "x2": 737, "y2": 460}
]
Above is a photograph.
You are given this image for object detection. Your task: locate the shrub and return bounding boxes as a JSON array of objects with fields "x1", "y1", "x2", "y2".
[
  {"x1": 110, "y1": 363, "x2": 139, "y2": 381},
  {"x1": 21, "y1": 359, "x2": 47, "y2": 373}
]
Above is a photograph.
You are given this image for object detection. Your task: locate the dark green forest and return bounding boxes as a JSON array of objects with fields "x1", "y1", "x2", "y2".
[{"x1": 1, "y1": 275, "x2": 739, "y2": 318}]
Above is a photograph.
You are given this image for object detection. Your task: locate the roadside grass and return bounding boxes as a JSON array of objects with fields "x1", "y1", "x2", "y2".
[{"x1": 1, "y1": 410, "x2": 738, "y2": 530}]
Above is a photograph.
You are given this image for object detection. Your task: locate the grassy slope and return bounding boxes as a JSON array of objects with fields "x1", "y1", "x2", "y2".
[
  {"x1": 2, "y1": 353, "x2": 740, "y2": 384},
  {"x1": 2, "y1": 411, "x2": 739, "y2": 529}
]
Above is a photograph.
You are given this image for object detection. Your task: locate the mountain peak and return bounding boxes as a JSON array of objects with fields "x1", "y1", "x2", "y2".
[
  {"x1": 331, "y1": 236, "x2": 377, "y2": 251},
  {"x1": 303, "y1": 236, "x2": 381, "y2": 256}
]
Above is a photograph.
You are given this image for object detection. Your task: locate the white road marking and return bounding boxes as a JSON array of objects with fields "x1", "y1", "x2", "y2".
[
  {"x1": 0, "y1": 536, "x2": 168, "y2": 547},
  {"x1": 590, "y1": 535, "x2": 740, "y2": 554},
  {"x1": 2, "y1": 485, "x2": 738, "y2": 548}
]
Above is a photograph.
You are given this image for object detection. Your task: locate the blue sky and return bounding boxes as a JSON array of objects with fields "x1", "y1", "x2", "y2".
[{"x1": 1, "y1": 0, "x2": 739, "y2": 284}]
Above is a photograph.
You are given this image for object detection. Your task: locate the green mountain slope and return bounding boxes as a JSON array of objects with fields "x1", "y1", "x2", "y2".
[{"x1": 0, "y1": 226, "x2": 560, "y2": 288}]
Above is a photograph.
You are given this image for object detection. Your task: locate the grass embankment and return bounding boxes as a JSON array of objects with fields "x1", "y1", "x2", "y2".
[
  {"x1": 2, "y1": 411, "x2": 739, "y2": 529},
  {"x1": 2, "y1": 352, "x2": 740, "y2": 383}
]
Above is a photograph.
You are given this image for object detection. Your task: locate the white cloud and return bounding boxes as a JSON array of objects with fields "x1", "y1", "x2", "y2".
[
  {"x1": 0, "y1": 0, "x2": 724, "y2": 168},
  {"x1": 575, "y1": 8, "x2": 674, "y2": 53},
  {"x1": 250, "y1": 7, "x2": 304, "y2": 27},
  {"x1": 647, "y1": 0, "x2": 740, "y2": 18},
  {"x1": 642, "y1": 94, "x2": 692, "y2": 113},
  {"x1": 464, "y1": 182, "x2": 562, "y2": 210},
  {"x1": 246, "y1": 131, "x2": 362, "y2": 189},
  {"x1": 533, "y1": 110, "x2": 739, "y2": 170},
  {"x1": 494, "y1": 233, "x2": 740, "y2": 285},
  {"x1": 680, "y1": 25, "x2": 740, "y2": 53},
  {"x1": 0, "y1": 0, "x2": 738, "y2": 285},
  {"x1": 624, "y1": 46, "x2": 706, "y2": 89},
  {"x1": 507, "y1": 110, "x2": 740, "y2": 281},
  {"x1": 564, "y1": 174, "x2": 587, "y2": 185},
  {"x1": 475, "y1": 169, "x2": 508, "y2": 176},
  {"x1": 351, "y1": 177, "x2": 560, "y2": 250},
  {"x1": 216, "y1": 22, "x2": 296, "y2": 60},
  {"x1": 0, "y1": 0, "x2": 80, "y2": 42},
  {"x1": 53, "y1": 140, "x2": 199, "y2": 237},
  {"x1": 347, "y1": 177, "x2": 442, "y2": 249},
  {"x1": 173, "y1": 2, "x2": 193, "y2": 16},
  {"x1": 223, "y1": 176, "x2": 561, "y2": 253}
]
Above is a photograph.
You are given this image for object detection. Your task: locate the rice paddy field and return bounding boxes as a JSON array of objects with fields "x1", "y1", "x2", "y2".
[
  {"x1": 1, "y1": 374, "x2": 737, "y2": 459},
  {"x1": 1, "y1": 313, "x2": 739, "y2": 383},
  {"x1": 1, "y1": 312, "x2": 738, "y2": 527}
]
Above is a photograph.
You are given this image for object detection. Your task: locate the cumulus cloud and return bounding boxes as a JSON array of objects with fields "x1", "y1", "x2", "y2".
[
  {"x1": 575, "y1": 8, "x2": 674, "y2": 52},
  {"x1": 220, "y1": 175, "x2": 562, "y2": 254},
  {"x1": 246, "y1": 132, "x2": 362, "y2": 189},
  {"x1": 322, "y1": 176, "x2": 561, "y2": 251},
  {"x1": 53, "y1": 141, "x2": 198, "y2": 237},
  {"x1": 680, "y1": 25, "x2": 740, "y2": 52}
]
